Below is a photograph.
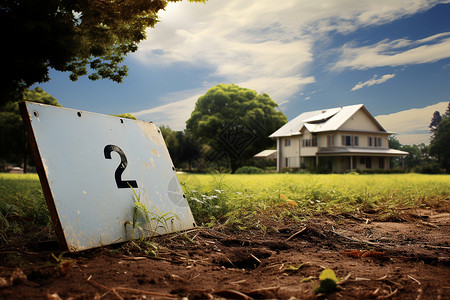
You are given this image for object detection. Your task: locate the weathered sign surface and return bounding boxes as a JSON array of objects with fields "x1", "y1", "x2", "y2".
[{"x1": 20, "y1": 102, "x2": 196, "y2": 252}]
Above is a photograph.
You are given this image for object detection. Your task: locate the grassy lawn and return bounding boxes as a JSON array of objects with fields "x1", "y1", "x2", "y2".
[
  {"x1": 0, "y1": 173, "x2": 50, "y2": 243},
  {"x1": 179, "y1": 173, "x2": 450, "y2": 226},
  {"x1": 1, "y1": 173, "x2": 449, "y2": 243}
]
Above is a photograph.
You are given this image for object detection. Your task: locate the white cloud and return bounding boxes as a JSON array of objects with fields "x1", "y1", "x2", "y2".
[
  {"x1": 133, "y1": 0, "x2": 448, "y2": 98},
  {"x1": 334, "y1": 32, "x2": 450, "y2": 70},
  {"x1": 237, "y1": 76, "x2": 316, "y2": 103},
  {"x1": 351, "y1": 74, "x2": 395, "y2": 91},
  {"x1": 131, "y1": 90, "x2": 204, "y2": 130},
  {"x1": 375, "y1": 101, "x2": 449, "y2": 145},
  {"x1": 127, "y1": 0, "x2": 449, "y2": 130}
]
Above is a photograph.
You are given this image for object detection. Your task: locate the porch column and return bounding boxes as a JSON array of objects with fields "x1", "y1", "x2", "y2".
[
  {"x1": 350, "y1": 155, "x2": 353, "y2": 170},
  {"x1": 277, "y1": 138, "x2": 281, "y2": 172}
]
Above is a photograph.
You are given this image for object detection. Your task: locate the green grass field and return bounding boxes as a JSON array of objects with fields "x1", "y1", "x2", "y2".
[
  {"x1": 1, "y1": 173, "x2": 449, "y2": 242},
  {"x1": 179, "y1": 173, "x2": 449, "y2": 226}
]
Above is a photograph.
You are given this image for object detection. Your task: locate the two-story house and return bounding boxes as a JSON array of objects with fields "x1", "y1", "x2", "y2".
[{"x1": 269, "y1": 104, "x2": 408, "y2": 172}]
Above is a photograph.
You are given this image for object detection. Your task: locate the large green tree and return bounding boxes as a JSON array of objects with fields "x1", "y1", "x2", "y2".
[
  {"x1": 429, "y1": 116, "x2": 450, "y2": 172},
  {"x1": 0, "y1": 87, "x2": 61, "y2": 170},
  {"x1": 0, "y1": 0, "x2": 205, "y2": 105},
  {"x1": 186, "y1": 83, "x2": 287, "y2": 172}
]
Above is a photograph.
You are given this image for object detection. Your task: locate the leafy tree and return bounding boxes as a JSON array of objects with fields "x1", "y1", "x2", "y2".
[
  {"x1": 186, "y1": 83, "x2": 287, "y2": 172},
  {"x1": 429, "y1": 111, "x2": 442, "y2": 135},
  {"x1": 0, "y1": 87, "x2": 61, "y2": 171},
  {"x1": 0, "y1": 0, "x2": 206, "y2": 105},
  {"x1": 429, "y1": 116, "x2": 450, "y2": 172},
  {"x1": 388, "y1": 136, "x2": 401, "y2": 150}
]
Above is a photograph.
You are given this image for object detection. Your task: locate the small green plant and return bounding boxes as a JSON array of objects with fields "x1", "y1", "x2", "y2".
[
  {"x1": 50, "y1": 252, "x2": 73, "y2": 275},
  {"x1": 129, "y1": 186, "x2": 181, "y2": 240}
]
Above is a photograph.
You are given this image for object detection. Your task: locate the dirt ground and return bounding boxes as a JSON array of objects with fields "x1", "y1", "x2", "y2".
[{"x1": 1, "y1": 208, "x2": 449, "y2": 300}]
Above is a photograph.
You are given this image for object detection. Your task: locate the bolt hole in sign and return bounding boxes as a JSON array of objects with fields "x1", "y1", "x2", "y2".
[{"x1": 20, "y1": 102, "x2": 196, "y2": 252}]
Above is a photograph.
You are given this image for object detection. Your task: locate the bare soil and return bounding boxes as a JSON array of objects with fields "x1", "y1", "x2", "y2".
[{"x1": 1, "y1": 208, "x2": 449, "y2": 300}]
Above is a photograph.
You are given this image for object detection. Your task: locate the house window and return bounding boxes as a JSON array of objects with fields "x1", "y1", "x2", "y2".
[
  {"x1": 302, "y1": 138, "x2": 317, "y2": 147},
  {"x1": 327, "y1": 135, "x2": 335, "y2": 146},
  {"x1": 375, "y1": 137, "x2": 382, "y2": 147},
  {"x1": 285, "y1": 157, "x2": 289, "y2": 167},
  {"x1": 342, "y1": 135, "x2": 358, "y2": 146},
  {"x1": 342, "y1": 135, "x2": 351, "y2": 146},
  {"x1": 369, "y1": 137, "x2": 382, "y2": 147},
  {"x1": 284, "y1": 138, "x2": 291, "y2": 147}
]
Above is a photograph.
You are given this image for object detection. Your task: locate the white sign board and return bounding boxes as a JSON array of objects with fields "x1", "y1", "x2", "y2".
[{"x1": 20, "y1": 102, "x2": 196, "y2": 252}]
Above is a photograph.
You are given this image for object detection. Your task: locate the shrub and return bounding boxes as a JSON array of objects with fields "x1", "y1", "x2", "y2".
[{"x1": 235, "y1": 166, "x2": 264, "y2": 174}]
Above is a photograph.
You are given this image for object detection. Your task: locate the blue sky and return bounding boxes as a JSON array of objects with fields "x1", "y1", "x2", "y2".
[{"x1": 37, "y1": 0, "x2": 450, "y2": 145}]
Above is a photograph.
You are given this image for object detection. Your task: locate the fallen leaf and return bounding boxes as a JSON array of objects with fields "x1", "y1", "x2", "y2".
[
  {"x1": 319, "y1": 269, "x2": 339, "y2": 282},
  {"x1": 286, "y1": 200, "x2": 298, "y2": 206},
  {"x1": 361, "y1": 251, "x2": 386, "y2": 259}
]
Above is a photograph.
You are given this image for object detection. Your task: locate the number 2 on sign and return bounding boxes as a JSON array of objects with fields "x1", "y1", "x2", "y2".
[{"x1": 104, "y1": 145, "x2": 138, "y2": 189}]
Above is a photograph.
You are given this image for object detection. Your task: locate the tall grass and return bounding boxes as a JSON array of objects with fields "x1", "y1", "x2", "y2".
[
  {"x1": 1, "y1": 173, "x2": 448, "y2": 242},
  {"x1": 0, "y1": 173, "x2": 51, "y2": 244},
  {"x1": 179, "y1": 173, "x2": 449, "y2": 226}
]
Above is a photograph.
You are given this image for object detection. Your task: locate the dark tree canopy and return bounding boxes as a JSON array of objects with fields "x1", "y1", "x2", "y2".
[
  {"x1": 0, "y1": 0, "x2": 205, "y2": 105},
  {"x1": 429, "y1": 116, "x2": 450, "y2": 171},
  {"x1": 186, "y1": 83, "x2": 287, "y2": 172},
  {"x1": 429, "y1": 111, "x2": 442, "y2": 134}
]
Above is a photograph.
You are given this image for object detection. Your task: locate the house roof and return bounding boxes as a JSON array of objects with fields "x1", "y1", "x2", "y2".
[
  {"x1": 254, "y1": 149, "x2": 277, "y2": 159},
  {"x1": 270, "y1": 104, "x2": 387, "y2": 138}
]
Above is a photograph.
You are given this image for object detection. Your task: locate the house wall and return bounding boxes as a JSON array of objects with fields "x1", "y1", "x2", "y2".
[
  {"x1": 299, "y1": 129, "x2": 318, "y2": 156},
  {"x1": 317, "y1": 134, "x2": 329, "y2": 147},
  {"x1": 279, "y1": 136, "x2": 301, "y2": 169},
  {"x1": 340, "y1": 109, "x2": 379, "y2": 131}
]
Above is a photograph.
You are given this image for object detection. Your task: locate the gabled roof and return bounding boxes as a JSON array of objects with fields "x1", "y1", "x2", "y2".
[{"x1": 270, "y1": 104, "x2": 387, "y2": 138}]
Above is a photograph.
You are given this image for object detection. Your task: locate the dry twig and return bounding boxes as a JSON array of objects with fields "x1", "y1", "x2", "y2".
[
  {"x1": 377, "y1": 288, "x2": 398, "y2": 299},
  {"x1": 407, "y1": 275, "x2": 421, "y2": 285},
  {"x1": 286, "y1": 227, "x2": 307, "y2": 241}
]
